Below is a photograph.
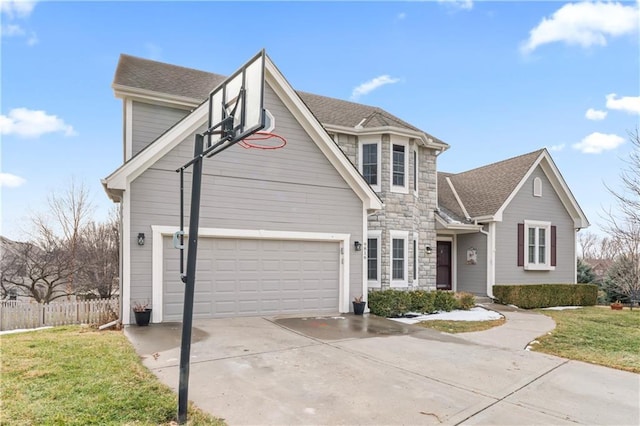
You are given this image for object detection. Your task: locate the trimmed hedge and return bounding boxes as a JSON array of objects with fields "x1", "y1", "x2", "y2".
[
  {"x1": 368, "y1": 290, "x2": 475, "y2": 318},
  {"x1": 492, "y1": 284, "x2": 597, "y2": 309}
]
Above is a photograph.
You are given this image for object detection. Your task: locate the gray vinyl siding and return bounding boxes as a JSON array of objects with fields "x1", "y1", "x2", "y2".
[
  {"x1": 131, "y1": 101, "x2": 190, "y2": 157},
  {"x1": 456, "y1": 232, "x2": 487, "y2": 295},
  {"x1": 128, "y1": 83, "x2": 364, "y2": 309},
  {"x1": 494, "y1": 167, "x2": 576, "y2": 285}
]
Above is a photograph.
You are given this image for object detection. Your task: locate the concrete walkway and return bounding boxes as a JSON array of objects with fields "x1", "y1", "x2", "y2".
[{"x1": 456, "y1": 303, "x2": 556, "y2": 350}]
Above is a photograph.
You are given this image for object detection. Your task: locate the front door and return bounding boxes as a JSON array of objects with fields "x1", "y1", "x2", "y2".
[{"x1": 436, "y1": 241, "x2": 452, "y2": 290}]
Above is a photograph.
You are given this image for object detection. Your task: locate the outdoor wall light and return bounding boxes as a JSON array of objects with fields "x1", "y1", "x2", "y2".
[
  {"x1": 354, "y1": 241, "x2": 362, "y2": 251},
  {"x1": 425, "y1": 245, "x2": 433, "y2": 255},
  {"x1": 137, "y1": 233, "x2": 145, "y2": 246}
]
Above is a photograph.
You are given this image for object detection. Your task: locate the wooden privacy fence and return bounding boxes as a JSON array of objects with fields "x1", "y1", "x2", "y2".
[{"x1": 0, "y1": 298, "x2": 119, "y2": 331}]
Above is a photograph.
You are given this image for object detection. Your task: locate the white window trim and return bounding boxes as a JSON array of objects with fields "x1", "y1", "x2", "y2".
[
  {"x1": 533, "y1": 177, "x2": 542, "y2": 197},
  {"x1": 524, "y1": 220, "x2": 555, "y2": 271},
  {"x1": 390, "y1": 137, "x2": 409, "y2": 194},
  {"x1": 413, "y1": 148, "x2": 419, "y2": 197},
  {"x1": 150, "y1": 226, "x2": 351, "y2": 323},
  {"x1": 390, "y1": 230, "x2": 409, "y2": 287},
  {"x1": 367, "y1": 230, "x2": 382, "y2": 288},
  {"x1": 358, "y1": 137, "x2": 381, "y2": 192}
]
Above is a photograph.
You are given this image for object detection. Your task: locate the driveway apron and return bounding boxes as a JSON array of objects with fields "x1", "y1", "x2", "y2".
[{"x1": 125, "y1": 312, "x2": 639, "y2": 425}]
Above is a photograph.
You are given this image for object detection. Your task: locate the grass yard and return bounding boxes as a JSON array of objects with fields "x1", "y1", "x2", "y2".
[
  {"x1": 417, "y1": 318, "x2": 506, "y2": 333},
  {"x1": 0, "y1": 326, "x2": 225, "y2": 425},
  {"x1": 534, "y1": 306, "x2": 640, "y2": 373}
]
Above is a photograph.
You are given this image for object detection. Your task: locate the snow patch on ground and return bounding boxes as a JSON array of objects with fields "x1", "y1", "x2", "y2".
[
  {"x1": 542, "y1": 306, "x2": 583, "y2": 311},
  {"x1": 390, "y1": 307, "x2": 504, "y2": 325},
  {"x1": 0, "y1": 326, "x2": 53, "y2": 336}
]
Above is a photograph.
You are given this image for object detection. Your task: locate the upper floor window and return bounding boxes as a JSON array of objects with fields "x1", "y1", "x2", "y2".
[
  {"x1": 413, "y1": 149, "x2": 418, "y2": 196},
  {"x1": 359, "y1": 140, "x2": 381, "y2": 192},
  {"x1": 362, "y1": 143, "x2": 378, "y2": 186},
  {"x1": 392, "y1": 144, "x2": 405, "y2": 187},
  {"x1": 390, "y1": 137, "x2": 409, "y2": 193}
]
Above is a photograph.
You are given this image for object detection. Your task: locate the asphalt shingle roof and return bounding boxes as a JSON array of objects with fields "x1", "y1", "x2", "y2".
[
  {"x1": 113, "y1": 54, "x2": 444, "y2": 143},
  {"x1": 439, "y1": 149, "x2": 545, "y2": 218}
]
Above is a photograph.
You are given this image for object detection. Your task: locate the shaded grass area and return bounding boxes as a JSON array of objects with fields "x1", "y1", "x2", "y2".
[
  {"x1": 534, "y1": 307, "x2": 640, "y2": 373},
  {"x1": 417, "y1": 318, "x2": 505, "y2": 333},
  {"x1": 0, "y1": 326, "x2": 225, "y2": 425}
]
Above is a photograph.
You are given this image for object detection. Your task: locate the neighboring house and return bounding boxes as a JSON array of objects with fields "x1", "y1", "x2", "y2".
[{"x1": 102, "y1": 53, "x2": 589, "y2": 324}]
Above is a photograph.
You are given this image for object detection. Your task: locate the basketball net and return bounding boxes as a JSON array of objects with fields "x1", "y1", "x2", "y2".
[{"x1": 238, "y1": 131, "x2": 287, "y2": 150}]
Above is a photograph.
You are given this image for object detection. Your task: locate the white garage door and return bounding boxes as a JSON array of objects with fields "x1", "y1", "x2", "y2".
[{"x1": 163, "y1": 237, "x2": 340, "y2": 320}]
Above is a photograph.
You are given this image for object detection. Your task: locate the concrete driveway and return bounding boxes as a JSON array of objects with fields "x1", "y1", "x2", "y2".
[{"x1": 126, "y1": 310, "x2": 639, "y2": 425}]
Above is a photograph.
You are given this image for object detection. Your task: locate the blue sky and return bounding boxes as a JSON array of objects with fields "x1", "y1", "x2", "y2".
[{"x1": 1, "y1": 0, "x2": 639, "y2": 240}]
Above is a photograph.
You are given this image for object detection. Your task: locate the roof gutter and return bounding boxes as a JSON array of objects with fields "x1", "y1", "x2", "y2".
[
  {"x1": 112, "y1": 84, "x2": 201, "y2": 109},
  {"x1": 101, "y1": 178, "x2": 123, "y2": 202}
]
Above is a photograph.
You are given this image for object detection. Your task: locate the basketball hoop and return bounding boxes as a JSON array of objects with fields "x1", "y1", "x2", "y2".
[{"x1": 239, "y1": 131, "x2": 287, "y2": 150}]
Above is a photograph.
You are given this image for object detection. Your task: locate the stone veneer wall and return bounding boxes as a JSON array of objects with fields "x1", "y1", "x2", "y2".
[{"x1": 336, "y1": 132, "x2": 438, "y2": 290}]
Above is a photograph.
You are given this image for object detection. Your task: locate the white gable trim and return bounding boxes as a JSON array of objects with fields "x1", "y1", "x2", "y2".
[
  {"x1": 492, "y1": 151, "x2": 589, "y2": 228},
  {"x1": 104, "y1": 102, "x2": 208, "y2": 193},
  {"x1": 446, "y1": 177, "x2": 471, "y2": 220},
  {"x1": 113, "y1": 83, "x2": 201, "y2": 109}
]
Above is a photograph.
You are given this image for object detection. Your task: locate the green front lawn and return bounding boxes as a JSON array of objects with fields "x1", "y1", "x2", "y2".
[
  {"x1": 534, "y1": 306, "x2": 640, "y2": 373},
  {"x1": 0, "y1": 326, "x2": 224, "y2": 425}
]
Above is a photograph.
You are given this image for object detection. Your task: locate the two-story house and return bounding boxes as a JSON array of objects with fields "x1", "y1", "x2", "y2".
[{"x1": 103, "y1": 52, "x2": 588, "y2": 324}]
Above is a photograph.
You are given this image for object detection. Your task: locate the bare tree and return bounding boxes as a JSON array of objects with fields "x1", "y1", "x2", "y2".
[
  {"x1": 603, "y1": 129, "x2": 640, "y2": 305},
  {"x1": 33, "y1": 179, "x2": 94, "y2": 296},
  {"x1": 76, "y1": 210, "x2": 119, "y2": 298},
  {"x1": 0, "y1": 232, "x2": 72, "y2": 303}
]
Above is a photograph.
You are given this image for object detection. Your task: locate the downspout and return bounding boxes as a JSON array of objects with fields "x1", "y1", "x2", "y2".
[{"x1": 478, "y1": 222, "x2": 495, "y2": 299}]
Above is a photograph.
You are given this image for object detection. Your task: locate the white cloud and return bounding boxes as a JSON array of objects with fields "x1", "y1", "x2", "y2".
[
  {"x1": 0, "y1": 0, "x2": 36, "y2": 19},
  {"x1": 605, "y1": 93, "x2": 640, "y2": 114},
  {"x1": 1, "y1": 0, "x2": 37, "y2": 45},
  {"x1": 438, "y1": 0, "x2": 473, "y2": 11},
  {"x1": 396, "y1": 12, "x2": 406, "y2": 21},
  {"x1": 0, "y1": 108, "x2": 77, "y2": 138},
  {"x1": 572, "y1": 132, "x2": 625, "y2": 154},
  {"x1": 520, "y1": 2, "x2": 639, "y2": 54},
  {"x1": 0, "y1": 173, "x2": 26, "y2": 188},
  {"x1": 1, "y1": 23, "x2": 24, "y2": 36},
  {"x1": 548, "y1": 144, "x2": 566, "y2": 152},
  {"x1": 585, "y1": 108, "x2": 607, "y2": 121},
  {"x1": 351, "y1": 75, "x2": 400, "y2": 100}
]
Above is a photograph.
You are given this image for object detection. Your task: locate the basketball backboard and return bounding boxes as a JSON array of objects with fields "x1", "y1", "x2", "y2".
[{"x1": 208, "y1": 49, "x2": 266, "y2": 147}]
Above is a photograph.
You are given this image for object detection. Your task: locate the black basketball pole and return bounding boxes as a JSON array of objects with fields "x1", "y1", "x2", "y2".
[{"x1": 177, "y1": 134, "x2": 204, "y2": 424}]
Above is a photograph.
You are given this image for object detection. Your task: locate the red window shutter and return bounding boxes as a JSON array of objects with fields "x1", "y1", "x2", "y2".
[
  {"x1": 517, "y1": 223, "x2": 524, "y2": 266},
  {"x1": 551, "y1": 225, "x2": 557, "y2": 266}
]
